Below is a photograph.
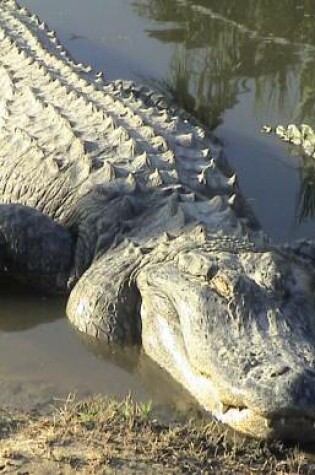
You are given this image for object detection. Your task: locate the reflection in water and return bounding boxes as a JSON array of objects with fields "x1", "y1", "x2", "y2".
[
  {"x1": 0, "y1": 278, "x2": 64, "y2": 332},
  {"x1": 154, "y1": 47, "x2": 241, "y2": 129},
  {"x1": 0, "y1": 281, "x2": 193, "y2": 413},
  {"x1": 134, "y1": 0, "x2": 315, "y2": 222},
  {"x1": 77, "y1": 331, "x2": 141, "y2": 373},
  {"x1": 134, "y1": 0, "x2": 315, "y2": 125},
  {"x1": 77, "y1": 331, "x2": 196, "y2": 412},
  {"x1": 298, "y1": 159, "x2": 315, "y2": 222},
  {"x1": 134, "y1": 0, "x2": 315, "y2": 49}
]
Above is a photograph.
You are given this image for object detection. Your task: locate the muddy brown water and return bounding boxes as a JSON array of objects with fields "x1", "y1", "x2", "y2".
[
  {"x1": 0, "y1": 279, "x2": 192, "y2": 412},
  {"x1": 3, "y1": 0, "x2": 315, "y2": 412}
]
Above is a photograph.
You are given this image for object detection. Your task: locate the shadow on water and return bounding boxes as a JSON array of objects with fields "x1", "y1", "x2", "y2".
[{"x1": 0, "y1": 277, "x2": 64, "y2": 332}]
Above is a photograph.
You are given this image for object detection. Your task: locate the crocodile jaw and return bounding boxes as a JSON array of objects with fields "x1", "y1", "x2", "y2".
[
  {"x1": 137, "y1": 246, "x2": 315, "y2": 441},
  {"x1": 141, "y1": 307, "x2": 315, "y2": 441}
]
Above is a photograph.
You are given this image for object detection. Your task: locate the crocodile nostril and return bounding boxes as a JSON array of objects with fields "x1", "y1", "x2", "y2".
[{"x1": 270, "y1": 366, "x2": 291, "y2": 378}]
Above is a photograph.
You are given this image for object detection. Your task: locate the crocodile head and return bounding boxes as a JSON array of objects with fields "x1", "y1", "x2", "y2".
[
  {"x1": 136, "y1": 235, "x2": 315, "y2": 441},
  {"x1": 65, "y1": 192, "x2": 315, "y2": 441},
  {"x1": 67, "y1": 223, "x2": 315, "y2": 440}
]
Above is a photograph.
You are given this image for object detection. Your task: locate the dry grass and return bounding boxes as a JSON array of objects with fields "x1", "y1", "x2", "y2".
[{"x1": 0, "y1": 394, "x2": 313, "y2": 474}]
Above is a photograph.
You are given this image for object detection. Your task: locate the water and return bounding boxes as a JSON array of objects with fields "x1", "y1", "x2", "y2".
[
  {"x1": 0, "y1": 280, "x2": 191, "y2": 411},
  {"x1": 3, "y1": 0, "x2": 315, "y2": 408}
]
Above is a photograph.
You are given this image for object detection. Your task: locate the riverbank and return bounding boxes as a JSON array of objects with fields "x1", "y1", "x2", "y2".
[{"x1": 0, "y1": 395, "x2": 313, "y2": 474}]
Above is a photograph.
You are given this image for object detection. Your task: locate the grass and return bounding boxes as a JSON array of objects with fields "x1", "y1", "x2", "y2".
[{"x1": 0, "y1": 394, "x2": 314, "y2": 474}]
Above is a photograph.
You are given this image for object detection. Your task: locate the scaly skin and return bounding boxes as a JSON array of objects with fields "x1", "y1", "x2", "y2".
[{"x1": 1, "y1": 0, "x2": 315, "y2": 441}]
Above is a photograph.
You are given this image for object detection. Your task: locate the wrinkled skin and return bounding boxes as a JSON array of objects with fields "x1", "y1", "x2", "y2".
[{"x1": 1, "y1": 0, "x2": 315, "y2": 441}]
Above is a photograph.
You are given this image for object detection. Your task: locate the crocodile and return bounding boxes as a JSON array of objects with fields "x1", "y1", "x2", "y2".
[{"x1": 1, "y1": 0, "x2": 315, "y2": 441}]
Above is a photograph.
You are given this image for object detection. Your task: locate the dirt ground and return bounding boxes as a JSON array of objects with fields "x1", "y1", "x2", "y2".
[{"x1": 0, "y1": 394, "x2": 314, "y2": 474}]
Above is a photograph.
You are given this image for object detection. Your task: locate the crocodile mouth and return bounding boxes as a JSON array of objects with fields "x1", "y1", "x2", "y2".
[
  {"x1": 140, "y1": 300, "x2": 315, "y2": 442},
  {"x1": 214, "y1": 404, "x2": 315, "y2": 441}
]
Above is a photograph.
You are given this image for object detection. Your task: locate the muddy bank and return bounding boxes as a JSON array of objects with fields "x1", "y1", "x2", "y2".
[{"x1": 0, "y1": 395, "x2": 313, "y2": 474}]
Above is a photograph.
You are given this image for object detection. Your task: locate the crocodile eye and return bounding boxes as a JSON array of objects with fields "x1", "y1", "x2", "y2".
[
  {"x1": 210, "y1": 274, "x2": 232, "y2": 298},
  {"x1": 210, "y1": 272, "x2": 251, "y2": 300}
]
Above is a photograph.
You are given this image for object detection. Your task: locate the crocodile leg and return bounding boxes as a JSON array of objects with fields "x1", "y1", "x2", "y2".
[{"x1": 0, "y1": 203, "x2": 73, "y2": 292}]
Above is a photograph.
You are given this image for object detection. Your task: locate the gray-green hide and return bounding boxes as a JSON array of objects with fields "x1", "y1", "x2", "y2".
[{"x1": 1, "y1": 0, "x2": 315, "y2": 442}]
